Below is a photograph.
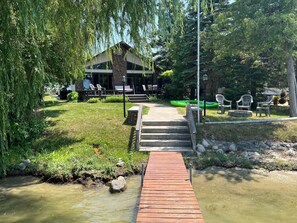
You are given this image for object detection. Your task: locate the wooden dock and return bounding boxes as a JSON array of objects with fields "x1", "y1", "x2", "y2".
[{"x1": 136, "y1": 152, "x2": 205, "y2": 223}]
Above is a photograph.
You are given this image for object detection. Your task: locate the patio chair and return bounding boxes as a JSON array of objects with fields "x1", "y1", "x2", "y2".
[
  {"x1": 142, "y1": 85, "x2": 148, "y2": 93},
  {"x1": 114, "y1": 85, "x2": 133, "y2": 93},
  {"x1": 256, "y1": 96, "x2": 273, "y2": 117},
  {"x1": 89, "y1": 84, "x2": 98, "y2": 95},
  {"x1": 147, "y1": 84, "x2": 153, "y2": 94},
  {"x1": 216, "y1": 94, "x2": 232, "y2": 114},
  {"x1": 236, "y1": 94, "x2": 253, "y2": 110},
  {"x1": 96, "y1": 84, "x2": 106, "y2": 95}
]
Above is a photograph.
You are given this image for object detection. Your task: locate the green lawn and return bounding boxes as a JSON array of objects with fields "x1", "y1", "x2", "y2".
[
  {"x1": 176, "y1": 105, "x2": 297, "y2": 142},
  {"x1": 177, "y1": 105, "x2": 291, "y2": 122},
  {"x1": 17, "y1": 97, "x2": 148, "y2": 182}
]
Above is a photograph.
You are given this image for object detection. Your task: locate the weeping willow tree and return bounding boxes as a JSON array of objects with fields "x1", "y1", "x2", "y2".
[{"x1": 0, "y1": 0, "x2": 193, "y2": 175}]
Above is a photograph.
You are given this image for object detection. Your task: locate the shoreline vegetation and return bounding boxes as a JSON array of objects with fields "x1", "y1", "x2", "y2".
[{"x1": 2, "y1": 97, "x2": 297, "y2": 187}]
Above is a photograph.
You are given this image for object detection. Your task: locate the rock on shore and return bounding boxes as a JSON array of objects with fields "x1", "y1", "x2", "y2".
[{"x1": 109, "y1": 176, "x2": 127, "y2": 193}]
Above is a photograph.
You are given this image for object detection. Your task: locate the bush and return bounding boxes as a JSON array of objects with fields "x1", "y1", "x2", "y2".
[
  {"x1": 149, "y1": 96, "x2": 166, "y2": 103},
  {"x1": 67, "y1": 92, "x2": 78, "y2": 101},
  {"x1": 104, "y1": 96, "x2": 128, "y2": 103},
  {"x1": 43, "y1": 95, "x2": 58, "y2": 106},
  {"x1": 87, "y1": 98, "x2": 99, "y2": 103},
  {"x1": 11, "y1": 117, "x2": 47, "y2": 144}
]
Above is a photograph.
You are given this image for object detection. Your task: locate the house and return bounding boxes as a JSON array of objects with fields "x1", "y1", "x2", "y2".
[{"x1": 76, "y1": 42, "x2": 159, "y2": 95}]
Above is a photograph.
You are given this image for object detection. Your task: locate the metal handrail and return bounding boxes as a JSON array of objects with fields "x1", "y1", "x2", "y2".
[
  {"x1": 136, "y1": 104, "x2": 143, "y2": 150},
  {"x1": 186, "y1": 103, "x2": 197, "y2": 151}
]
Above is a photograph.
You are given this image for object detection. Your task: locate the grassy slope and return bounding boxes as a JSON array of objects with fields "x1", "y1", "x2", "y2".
[
  {"x1": 177, "y1": 106, "x2": 297, "y2": 142},
  {"x1": 28, "y1": 99, "x2": 148, "y2": 182},
  {"x1": 177, "y1": 106, "x2": 291, "y2": 122},
  {"x1": 199, "y1": 121, "x2": 297, "y2": 142}
]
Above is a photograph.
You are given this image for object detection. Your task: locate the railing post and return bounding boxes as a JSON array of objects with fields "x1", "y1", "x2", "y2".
[
  {"x1": 189, "y1": 163, "x2": 193, "y2": 184},
  {"x1": 186, "y1": 103, "x2": 197, "y2": 152},
  {"x1": 136, "y1": 104, "x2": 143, "y2": 151},
  {"x1": 141, "y1": 163, "x2": 144, "y2": 188}
]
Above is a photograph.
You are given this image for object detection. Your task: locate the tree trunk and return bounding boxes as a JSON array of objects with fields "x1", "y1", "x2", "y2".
[{"x1": 286, "y1": 56, "x2": 297, "y2": 117}]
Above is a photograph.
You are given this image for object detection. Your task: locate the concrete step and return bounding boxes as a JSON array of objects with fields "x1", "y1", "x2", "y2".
[
  {"x1": 128, "y1": 95, "x2": 149, "y2": 102},
  {"x1": 140, "y1": 140, "x2": 191, "y2": 147},
  {"x1": 142, "y1": 120, "x2": 187, "y2": 126},
  {"x1": 128, "y1": 97, "x2": 148, "y2": 99},
  {"x1": 128, "y1": 95, "x2": 148, "y2": 98},
  {"x1": 139, "y1": 146, "x2": 193, "y2": 152},
  {"x1": 128, "y1": 94, "x2": 147, "y2": 97},
  {"x1": 141, "y1": 133, "x2": 191, "y2": 140},
  {"x1": 129, "y1": 99, "x2": 149, "y2": 102},
  {"x1": 141, "y1": 126, "x2": 189, "y2": 133},
  {"x1": 127, "y1": 95, "x2": 148, "y2": 98}
]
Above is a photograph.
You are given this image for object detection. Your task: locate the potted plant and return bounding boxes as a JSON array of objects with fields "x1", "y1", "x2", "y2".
[
  {"x1": 279, "y1": 91, "x2": 287, "y2": 104},
  {"x1": 273, "y1": 96, "x2": 280, "y2": 105}
]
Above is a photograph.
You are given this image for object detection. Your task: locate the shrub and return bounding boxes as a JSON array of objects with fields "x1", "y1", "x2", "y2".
[
  {"x1": 87, "y1": 98, "x2": 99, "y2": 103},
  {"x1": 149, "y1": 96, "x2": 166, "y2": 103},
  {"x1": 273, "y1": 96, "x2": 280, "y2": 105},
  {"x1": 67, "y1": 92, "x2": 79, "y2": 101},
  {"x1": 43, "y1": 95, "x2": 58, "y2": 106},
  {"x1": 11, "y1": 117, "x2": 47, "y2": 144},
  {"x1": 104, "y1": 96, "x2": 128, "y2": 103}
]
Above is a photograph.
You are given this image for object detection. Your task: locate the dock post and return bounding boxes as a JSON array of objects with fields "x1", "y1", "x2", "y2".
[
  {"x1": 190, "y1": 163, "x2": 193, "y2": 184},
  {"x1": 141, "y1": 163, "x2": 144, "y2": 188}
]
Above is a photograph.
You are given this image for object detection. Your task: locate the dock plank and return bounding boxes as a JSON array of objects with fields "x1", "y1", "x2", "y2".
[{"x1": 136, "y1": 152, "x2": 205, "y2": 223}]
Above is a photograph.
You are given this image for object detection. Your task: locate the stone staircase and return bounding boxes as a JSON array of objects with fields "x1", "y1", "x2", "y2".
[
  {"x1": 127, "y1": 94, "x2": 149, "y2": 103},
  {"x1": 139, "y1": 120, "x2": 193, "y2": 152}
]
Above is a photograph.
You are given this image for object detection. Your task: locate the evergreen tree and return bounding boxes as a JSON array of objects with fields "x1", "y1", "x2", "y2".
[
  {"x1": 161, "y1": 0, "x2": 230, "y2": 99},
  {"x1": 212, "y1": 0, "x2": 297, "y2": 116}
]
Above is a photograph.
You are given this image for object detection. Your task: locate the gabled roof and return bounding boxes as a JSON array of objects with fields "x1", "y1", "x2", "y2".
[
  {"x1": 92, "y1": 41, "x2": 132, "y2": 58},
  {"x1": 86, "y1": 41, "x2": 154, "y2": 70}
]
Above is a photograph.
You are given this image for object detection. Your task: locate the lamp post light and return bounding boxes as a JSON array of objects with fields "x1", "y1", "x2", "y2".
[
  {"x1": 202, "y1": 73, "x2": 208, "y2": 116},
  {"x1": 122, "y1": 75, "x2": 126, "y2": 118}
]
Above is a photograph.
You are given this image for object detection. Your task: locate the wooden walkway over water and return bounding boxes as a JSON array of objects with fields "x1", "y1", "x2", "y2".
[{"x1": 136, "y1": 152, "x2": 205, "y2": 223}]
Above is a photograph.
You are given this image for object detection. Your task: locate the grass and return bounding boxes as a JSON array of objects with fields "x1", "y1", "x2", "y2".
[
  {"x1": 176, "y1": 105, "x2": 297, "y2": 142},
  {"x1": 185, "y1": 106, "x2": 297, "y2": 142},
  {"x1": 198, "y1": 121, "x2": 297, "y2": 142},
  {"x1": 5, "y1": 97, "x2": 296, "y2": 180},
  {"x1": 184, "y1": 150, "x2": 254, "y2": 170},
  {"x1": 7, "y1": 96, "x2": 148, "y2": 182},
  {"x1": 177, "y1": 105, "x2": 291, "y2": 122}
]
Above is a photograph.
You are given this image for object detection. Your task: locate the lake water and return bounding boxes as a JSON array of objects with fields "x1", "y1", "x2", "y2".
[
  {"x1": 1, "y1": 169, "x2": 297, "y2": 223},
  {"x1": 0, "y1": 176, "x2": 141, "y2": 223},
  {"x1": 193, "y1": 167, "x2": 297, "y2": 223}
]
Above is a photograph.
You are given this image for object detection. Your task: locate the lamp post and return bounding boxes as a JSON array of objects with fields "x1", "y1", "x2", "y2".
[
  {"x1": 197, "y1": 1, "x2": 201, "y2": 125},
  {"x1": 202, "y1": 73, "x2": 208, "y2": 116},
  {"x1": 122, "y1": 76, "x2": 126, "y2": 118}
]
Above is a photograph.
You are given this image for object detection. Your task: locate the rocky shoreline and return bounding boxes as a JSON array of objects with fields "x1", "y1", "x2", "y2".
[
  {"x1": 12, "y1": 140, "x2": 297, "y2": 187},
  {"x1": 195, "y1": 139, "x2": 297, "y2": 170}
]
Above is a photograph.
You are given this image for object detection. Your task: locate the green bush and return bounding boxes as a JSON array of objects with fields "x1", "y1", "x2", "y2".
[
  {"x1": 11, "y1": 117, "x2": 47, "y2": 144},
  {"x1": 87, "y1": 98, "x2": 99, "y2": 103},
  {"x1": 149, "y1": 96, "x2": 166, "y2": 103},
  {"x1": 67, "y1": 92, "x2": 78, "y2": 101},
  {"x1": 104, "y1": 96, "x2": 128, "y2": 103},
  {"x1": 43, "y1": 95, "x2": 58, "y2": 106}
]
